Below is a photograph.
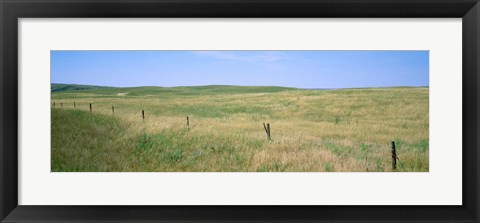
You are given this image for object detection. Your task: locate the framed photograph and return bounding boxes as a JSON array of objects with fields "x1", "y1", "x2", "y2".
[{"x1": 1, "y1": 0, "x2": 479, "y2": 222}]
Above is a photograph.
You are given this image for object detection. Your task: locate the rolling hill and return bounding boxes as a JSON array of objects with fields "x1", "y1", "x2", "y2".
[
  {"x1": 51, "y1": 84, "x2": 299, "y2": 98},
  {"x1": 51, "y1": 83, "x2": 113, "y2": 92}
]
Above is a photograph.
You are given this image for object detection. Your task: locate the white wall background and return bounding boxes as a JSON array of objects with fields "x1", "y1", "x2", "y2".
[{"x1": 19, "y1": 18, "x2": 461, "y2": 205}]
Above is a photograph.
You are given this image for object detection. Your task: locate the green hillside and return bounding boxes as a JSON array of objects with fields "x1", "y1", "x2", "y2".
[
  {"x1": 51, "y1": 108, "x2": 132, "y2": 171},
  {"x1": 51, "y1": 85, "x2": 299, "y2": 99},
  {"x1": 51, "y1": 83, "x2": 113, "y2": 92}
]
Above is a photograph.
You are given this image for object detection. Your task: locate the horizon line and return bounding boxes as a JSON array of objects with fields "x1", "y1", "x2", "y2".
[{"x1": 52, "y1": 83, "x2": 429, "y2": 90}]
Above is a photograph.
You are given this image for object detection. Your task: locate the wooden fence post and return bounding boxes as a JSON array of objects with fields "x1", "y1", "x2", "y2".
[
  {"x1": 186, "y1": 116, "x2": 189, "y2": 128},
  {"x1": 53, "y1": 102, "x2": 55, "y2": 107},
  {"x1": 89, "y1": 103, "x2": 92, "y2": 112},
  {"x1": 391, "y1": 141, "x2": 397, "y2": 171},
  {"x1": 263, "y1": 123, "x2": 271, "y2": 141},
  {"x1": 112, "y1": 106, "x2": 114, "y2": 115},
  {"x1": 267, "y1": 123, "x2": 271, "y2": 141},
  {"x1": 142, "y1": 110, "x2": 145, "y2": 120},
  {"x1": 61, "y1": 102, "x2": 63, "y2": 108},
  {"x1": 74, "y1": 102, "x2": 76, "y2": 109}
]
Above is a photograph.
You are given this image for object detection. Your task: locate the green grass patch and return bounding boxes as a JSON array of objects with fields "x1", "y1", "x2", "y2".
[{"x1": 51, "y1": 108, "x2": 131, "y2": 172}]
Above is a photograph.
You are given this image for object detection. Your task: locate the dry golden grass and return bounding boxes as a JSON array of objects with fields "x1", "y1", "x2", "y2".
[{"x1": 51, "y1": 87, "x2": 428, "y2": 172}]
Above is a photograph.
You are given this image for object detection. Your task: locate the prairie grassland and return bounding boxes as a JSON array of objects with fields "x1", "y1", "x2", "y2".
[{"x1": 51, "y1": 86, "x2": 428, "y2": 172}]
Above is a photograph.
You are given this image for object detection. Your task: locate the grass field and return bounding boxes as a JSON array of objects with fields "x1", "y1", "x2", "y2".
[{"x1": 51, "y1": 85, "x2": 429, "y2": 172}]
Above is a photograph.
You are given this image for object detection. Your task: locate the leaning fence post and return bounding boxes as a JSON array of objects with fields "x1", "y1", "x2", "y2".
[
  {"x1": 89, "y1": 103, "x2": 92, "y2": 112},
  {"x1": 263, "y1": 123, "x2": 271, "y2": 141},
  {"x1": 186, "y1": 116, "x2": 190, "y2": 129},
  {"x1": 142, "y1": 110, "x2": 145, "y2": 120},
  {"x1": 391, "y1": 141, "x2": 397, "y2": 171}
]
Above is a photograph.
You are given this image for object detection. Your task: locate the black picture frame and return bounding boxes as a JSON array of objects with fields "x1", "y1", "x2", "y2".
[{"x1": 1, "y1": 0, "x2": 479, "y2": 222}]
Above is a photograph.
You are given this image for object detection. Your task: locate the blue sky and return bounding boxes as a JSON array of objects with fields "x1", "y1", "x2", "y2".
[{"x1": 51, "y1": 50, "x2": 429, "y2": 88}]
